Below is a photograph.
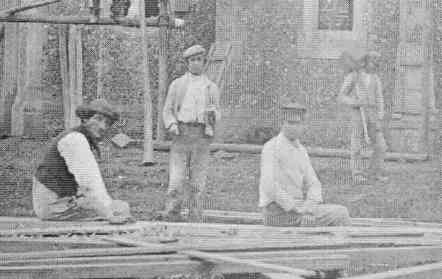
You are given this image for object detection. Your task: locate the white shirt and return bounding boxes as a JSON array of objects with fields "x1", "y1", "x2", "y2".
[
  {"x1": 177, "y1": 73, "x2": 210, "y2": 123},
  {"x1": 259, "y1": 133, "x2": 323, "y2": 212},
  {"x1": 57, "y1": 132, "x2": 113, "y2": 217}
]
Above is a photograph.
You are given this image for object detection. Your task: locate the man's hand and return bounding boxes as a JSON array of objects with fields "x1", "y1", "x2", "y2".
[
  {"x1": 291, "y1": 200, "x2": 318, "y2": 215},
  {"x1": 108, "y1": 214, "x2": 136, "y2": 225},
  {"x1": 375, "y1": 119, "x2": 383, "y2": 131},
  {"x1": 168, "y1": 123, "x2": 180, "y2": 136}
]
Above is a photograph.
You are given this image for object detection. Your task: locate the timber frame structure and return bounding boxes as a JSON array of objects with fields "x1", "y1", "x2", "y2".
[
  {"x1": 0, "y1": 213, "x2": 441, "y2": 279},
  {"x1": 0, "y1": 0, "x2": 183, "y2": 163}
]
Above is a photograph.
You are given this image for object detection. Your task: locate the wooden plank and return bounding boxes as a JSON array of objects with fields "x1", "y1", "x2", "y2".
[
  {"x1": 262, "y1": 273, "x2": 303, "y2": 279},
  {"x1": 183, "y1": 250, "x2": 317, "y2": 278},
  {"x1": 99, "y1": 229, "x2": 441, "y2": 252},
  {"x1": 0, "y1": 260, "x2": 203, "y2": 279},
  {"x1": 0, "y1": 0, "x2": 60, "y2": 16},
  {"x1": 0, "y1": 217, "x2": 439, "y2": 242},
  {"x1": 201, "y1": 210, "x2": 442, "y2": 229},
  {"x1": 104, "y1": 236, "x2": 317, "y2": 277},
  {"x1": 0, "y1": 246, "x2": 177, "y2": 261},
  {"x1": 227, "y1": 246, "x2": 442, "y2": 275},
  {"x1": 1, "y1": 254, "x2": 188, "y2": 266},
  {"x1": 346, "y1": 262, "x2": 442, "y2": 279}
]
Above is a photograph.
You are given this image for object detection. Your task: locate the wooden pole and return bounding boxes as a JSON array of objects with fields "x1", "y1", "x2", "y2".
[
  {"x1": 156, "y1": 0, "x2": 169, "y2": 141},
  {"x1": 0, "y1": 15, "x2": 183, "y2": 27},
  {"x1": 96, "y1": 29, "x2": 104, "y2": 100},
  {"x1": 59, "y1": 25, "x2": 83, "y2": 129},
  {"x1": 0, "y1": 22, "x2": 19, "y2": 136},
  {"x1": 0, "y1": 0, "x2": 60, "y2": 16},
  {"x1": 140, "y1": 0, "x2": 155, "y2": 165}
]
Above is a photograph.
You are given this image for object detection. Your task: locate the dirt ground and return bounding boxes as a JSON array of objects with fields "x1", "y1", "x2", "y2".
[{"x1": 0, "y1": 137, "x2": 440, "y2": 222}]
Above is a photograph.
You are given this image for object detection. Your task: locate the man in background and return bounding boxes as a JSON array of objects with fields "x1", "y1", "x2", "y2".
[{"x1": 338, "y1": 51, "x2": 388, "y2": 184}]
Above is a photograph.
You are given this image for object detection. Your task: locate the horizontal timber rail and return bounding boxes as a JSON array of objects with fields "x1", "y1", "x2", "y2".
[
  {"x1": 144, "y1": 141, "x2": 429, "y2": 162},
  {"x1": 0, "y1": 15, "x2": 185, "y2": 28}
]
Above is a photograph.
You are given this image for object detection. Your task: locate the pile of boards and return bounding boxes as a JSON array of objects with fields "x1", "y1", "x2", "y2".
[{"x1": 0, "y1": 213, "x2": 441, "y2": 279}]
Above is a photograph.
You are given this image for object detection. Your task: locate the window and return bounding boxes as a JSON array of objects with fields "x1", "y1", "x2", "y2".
[
  {"x1": 318, "y1": 0, "x2": 354, "y2": 31},
  {"x1": 298, "y1": 0, "x2": 367, "y2": 58},
  {"x1": 145, "y1": 0, "x2": 159, "y2": 17}
]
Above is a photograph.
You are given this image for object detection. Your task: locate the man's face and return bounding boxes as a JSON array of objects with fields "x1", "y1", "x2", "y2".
[
  {"x1": 85, "y1": 113, "x2": 112, "y2": 141},
  {"x1": 187, "y1": 54, "x2": 205, "y2": 75},
  {"x1": 365, "y1": 57, "x2": 377, "y2": 73},
  {"x1": 282, "y1": 121, "x2": 306, "y2": 142}
]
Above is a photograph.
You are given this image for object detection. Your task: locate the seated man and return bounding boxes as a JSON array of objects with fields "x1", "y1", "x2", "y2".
[
  {"x1": 259, "y1": 103, "x2": 351, "y2": 226},
  {"x1": 33, "y1": 99, "x2": 133, "y2": 224}
]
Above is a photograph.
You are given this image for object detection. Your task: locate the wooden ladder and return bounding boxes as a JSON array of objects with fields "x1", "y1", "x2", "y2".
[{"x1": 204, "y1": 41, "x2": 233, "y2": 90}]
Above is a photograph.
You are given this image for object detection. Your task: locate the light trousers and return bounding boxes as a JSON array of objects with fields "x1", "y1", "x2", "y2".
[
  {"x1": 263, "y1": 201, "x2": 351, "y2": 227},
  {"x1": 165, "y1": 124, "x2": 211, "y2": 218}
]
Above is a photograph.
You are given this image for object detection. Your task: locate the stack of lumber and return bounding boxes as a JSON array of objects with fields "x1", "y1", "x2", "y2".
[{"x1": 0, "y1": 216, "x2": 441, "y2": 279}]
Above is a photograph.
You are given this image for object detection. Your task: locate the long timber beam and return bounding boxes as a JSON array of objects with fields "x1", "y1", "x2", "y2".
[{"x1": 0, "y1": 15, "x2": 185, "y2": 28}]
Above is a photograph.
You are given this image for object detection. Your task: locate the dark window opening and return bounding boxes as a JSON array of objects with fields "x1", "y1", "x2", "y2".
[
  {"x1": 145, "y1": 0, "x2": 159, "y2": 17},
  {"x1": 318, "y1": 0, "x2": 354, "y2": 31}
]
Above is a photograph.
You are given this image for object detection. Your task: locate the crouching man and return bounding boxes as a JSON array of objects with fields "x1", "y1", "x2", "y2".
[
  {"x1": 259, "y1": 103, "x2": 351, "y2": 226},
  {"x1": 33, "y1": 99, "x2": 133, "y2": 224}
]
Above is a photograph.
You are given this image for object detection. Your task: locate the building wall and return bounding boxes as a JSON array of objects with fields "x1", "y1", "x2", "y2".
[{"x1": 216, "y1": 0, "x2": 437, "y2": 152}]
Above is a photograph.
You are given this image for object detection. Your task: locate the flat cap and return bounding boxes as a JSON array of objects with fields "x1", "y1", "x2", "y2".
[
  {"x1": 75, "y1": 99, "x2": 120, "y2": 124},
  {"x1": 281, "y1": 102, "x2": 307, "y2": 122},
  {"x1": 183, "y1": 44, "x2": 206, "y2": 59}
]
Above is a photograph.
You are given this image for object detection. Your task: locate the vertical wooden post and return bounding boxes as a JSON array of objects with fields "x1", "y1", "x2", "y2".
[
  {"x1": 59, "y1": 25, "x2": 83, "y2": 129},
  {"x1": 11, "y1": 7, "x2": 47, "y2": 137},
  {"x1": 0, "y1": 22, "x2": 19, "y2": 136},
  {"x1": 96, "y1": 29, "x2": 105, "y2": 99},
  {"x1": 156, "y1": 0, "x2": 169, "y2": 141},
  {"x1": 140, "y1": 0, "x2": 155, "y2": 165}
]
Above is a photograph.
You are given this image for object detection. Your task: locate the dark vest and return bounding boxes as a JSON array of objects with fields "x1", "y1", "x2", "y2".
[{"x1": 34, "y1": 126, "x2": 100, "y2": 198}]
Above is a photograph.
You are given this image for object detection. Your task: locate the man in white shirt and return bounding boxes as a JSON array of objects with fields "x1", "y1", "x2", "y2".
[
  {"x1": 259, "y1": 103, "x2": 351, "y2": 226},
  {"x1": 162, "y1": 45, "x2": 221, "y2": 222},
  {"x1": 33, "y1": 99, "x2": 133, "y2": 224}
]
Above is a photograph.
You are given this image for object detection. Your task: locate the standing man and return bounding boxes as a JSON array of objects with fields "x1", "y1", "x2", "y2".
[
  {"x1": 33, "y1": 99, "x2": 133, "y2": 224},
  {"x1": 259, "y1": 103, "x2": 351, "y2": 227},
  {"x1": 162, "y1": 45, "x2": 221, "y2": 222},
  {"x1": 338, "y1": 51, "x2": 388, "y2": 184}
]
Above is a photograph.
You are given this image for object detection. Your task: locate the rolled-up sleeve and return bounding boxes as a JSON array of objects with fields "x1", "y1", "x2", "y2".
[
  {"x1": 375, "y1": 75, "x2": 385, "y2": 121},
  {"x1": 57, "y1": 133, "x2": 113, "y2": 218},
  {"x1": 163, "y1": 80, "x2": 178, "y2": 129}
]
